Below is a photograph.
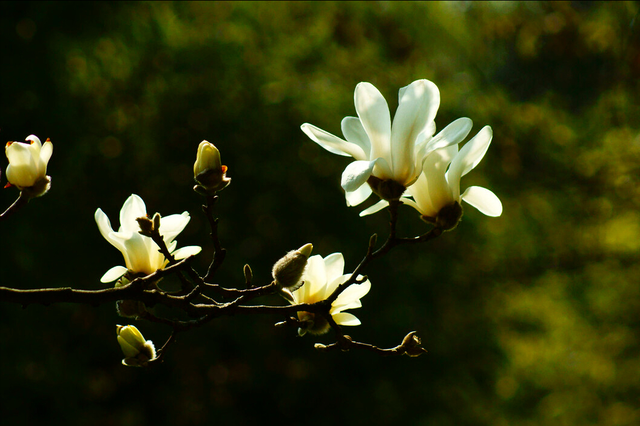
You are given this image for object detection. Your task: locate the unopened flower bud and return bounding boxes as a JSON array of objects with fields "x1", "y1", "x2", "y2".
[
  {"x1": 136, "y1": 215, "x2": 154, "y2": 237},
  {"x1": 401, "y1": 331, "x2": 428, "y2": 357},
  {"x1": 116, "y1": 325, "x2": 157, "y2": 367},
  {"x1": 272, "y1": 243, "x2": 313, "y2": 291},
  {"x1": 193, "y1": 140, "x2": 230, "y2": 195},
  {"x1": 5, "y1": 135, "x2": 53, "y2": 198}
]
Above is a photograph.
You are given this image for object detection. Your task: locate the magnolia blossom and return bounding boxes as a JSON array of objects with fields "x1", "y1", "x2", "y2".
[
  {"x1": 117, "y1": 325, "x2": 157, "y2": 367},
  {"x1": 363, "y1": 125, "x2": 502, "y2": 228},
  {"x1": 5, "y1": 135, "x2": 53, "y2": 196},
  {"x1": 289, "y1": 252, "x2": 371, "y2": 336},
  {"x1": 95, "y1": 194, "x2": 202, "y2": 283},
  {"x1": 301, "y1": 79, "x2": 469, "y2": 206}
]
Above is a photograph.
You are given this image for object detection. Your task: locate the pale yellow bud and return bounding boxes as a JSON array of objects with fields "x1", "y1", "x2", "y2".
[
  {"x1": 116, "y1": 325, "x2": 156, "y2": 367},
  {"x1": 193, "y1": 140, "x2": 230, "y2": 195}
]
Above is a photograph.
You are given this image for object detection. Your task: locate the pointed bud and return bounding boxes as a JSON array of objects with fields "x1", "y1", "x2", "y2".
[
  {"x1": 136, "y1": 215, "x2": 154, "y2": 237},
  {"x1": 193, "y1": 140, "x2": 230, "y2": 195},
  {"x1": 272, "y1": 243, "x2": 313, "y2": 291},
  {"x1": 401, "y1": 331, "x2": 428, "y2": 357},
  {"x1": 243, "y1": 264, "x2": 253, "y2": 286},
  {"x1": 116, "y1": 325, "x2": 157, "y2": 367}
]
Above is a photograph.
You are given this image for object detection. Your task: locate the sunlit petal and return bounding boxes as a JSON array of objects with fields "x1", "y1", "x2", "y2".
[
  {"x1": 462, "y1": 186, "x2": 503, "y2": 217},
  {"x1": 359, "y1": 199, "x2": 389, "y2": 217},
  {"x1": 390, "y1": 79, "x2": 440, "y2": 183},
  {"x1": 447, "y1": 126, "x2": 492, "y2": 201},
  {"x1": 341, "y1": 116, "x2": 371, "y2": 160},
  {"x1": 100, "y1": 266, "x2": 128, "y2": 283},
  {"x1": 341, "y1": 159, "x2": 379, "y2": 193},
  {"x1": 355, "y1": 82, "x2": 391, "y2": 161},
  {"x1": 345, "y1": 183, "x2": 373, "y2": 207},
  {"x1": 300, "y1": 123, "x2": 366, "y2": 159}
]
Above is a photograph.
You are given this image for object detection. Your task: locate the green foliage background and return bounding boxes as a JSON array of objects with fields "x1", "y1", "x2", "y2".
[{"x1": 1, "y1": 2, "x2": 639, "y2": 425}]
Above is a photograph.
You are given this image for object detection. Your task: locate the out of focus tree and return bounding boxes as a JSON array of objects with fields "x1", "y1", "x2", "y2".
[{"x1": 1, "y1": 2, "x2": 639, "y2": 425}]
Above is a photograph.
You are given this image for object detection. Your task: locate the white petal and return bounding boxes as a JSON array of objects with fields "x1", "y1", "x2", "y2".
[
  {"x1": 100, "y1": 266, "x2": 128, "y2": 283},
  {"x1": 39, "y1": 140, "x2": 53, "y2": 171},
  {"x1": 341, "y1": 159, "x2": 379, "y2": 193},
  {"x1": 159, "y1": 212, "x2": 190, "y2": 243},
  {"x1": 345, "y1": 183, "x2": 373, "y2": 207},
  {"x1": 334, "y1": 278, "x2": 370, "y2": 309},
  {"x1": 421, "y1": 117, "x2": 473, "y2": 158},
  {"x1": 359, "y1": 200, "x2": 389, "y2": 217},
  {"x1": 323, "y1": 252, "x2": 345, "y2": 284},
  {"x1": 301, "y1": 123, "x2": 366, "y2": 159},
  {"x1": 462, "y1": 186, "x2": 503, "y2": 217},
  {"x1": 95, "y1": 208, "x2": 127, "y2": 253},
  {"x1": 332, "y1": 312, "x2": 361, "y2": 326},
  {"x1": 446, "y1": 126, "x2": 493, "y2": 201},
  {"x1": 303, "y1": 255, "x2": 326, "y2": 298},
  {"x1": 422, "y1": 146, "x2": 457, "y2": 213},
  {"x1": 172, "y1": 245, "x2": 203, "y2": 259},
  {"x1": 119, "y1": 194, "x2": 148, "y2": 234},
  {"x1": 341, "y1": 117, "x2": 371, "y2": 160},
  {"x1": 123, "y1": 232, "x2": 154, "y2": 274},
  {"x1": 390, "y1": 79, "x2": 440, "y2": 184},
  {"x1": 355, "y1": 82, "x2": 391, "y2": 162}
]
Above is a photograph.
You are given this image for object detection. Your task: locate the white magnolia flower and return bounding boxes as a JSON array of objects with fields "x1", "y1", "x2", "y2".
[
  {"x1": 289, "y1": 252, "x2": 371, "y2": 336},
  {"x1": 5, "y1": 135, "x2": 53, "y2": 196},
  {"x1": 95, "y1": 194, "x2": 202, "y2": 283},
  {"x1": 301, "y1": 79, "x2": 469, "y2": 206},
  {"x1": 117, "y1": 324, "x2": 157, "y2": 367},
  {"x1": 364, "y1": 125, "x2": 502, "y2": 228}
]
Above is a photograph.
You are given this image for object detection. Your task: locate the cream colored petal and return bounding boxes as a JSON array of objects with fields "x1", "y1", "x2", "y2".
[
  {"x1": 301, "y1": 123, "x2": 366, "y2": 159},
  {"x1": 345, "y1": 182, "x2": 373, "y2": 207},
  {"x1": 172, "y1": 245, "x2": 202, "y2": 259},
  {"x1": 333, "y1": 278, "x2": 370, "y2": 311},
  {"x1": 160, "y1": 212, "x2": 190, "y2": 243},
  {"x1": 100, "y1": 266, "x2": 128, "y2": 283},
  {"x1": 332, "y1": 312, "x2": 361, "y2": 326},
  {"x1": 39, "y1": 140, "x2": 53, "y2": 171},
  {"x1": 390, "y1": 79, "x2": 440, "y2": 184},
  {"x1": 341, "y1": 116, "x2": 371, "y2": 160},
  {"x1": 446, "y1": 126, "x2": 493, "y2": 201},
  {"x1": 355, "y1": 82, "x2": 391, "y2": 162},
  {"x1": 462, "y1": 186, "x2": 503, "y2": 217},
  {"x1": 119, "y1": 194, "x2": 148, "y2": 234},
  {"x1": 359, "y1": 200, "x2": 389, "y2": 217},
  {"x1": 302, "y1": 255, "x2": 326, "y2": 298},
  {"x1": 341, "y1": 159, "x2": 379, "y2": 193},
  {"x1": 95, "y1": 209, "x2": 127, "y2": 253},
  {"x1": 122, "y1": 232, "x2": 154, "y2": 274},
  {"x1": 6, "y1": 143, "x2": 39, "y2": 187},
  {"x1": 323, "y1": 252, "x2": 345, "y2": 284},
  {"x1": 25, "y1": 135, "x2": 42, "y2": 147},
  {"x1": 423, "y1": 146, "x2": 457, "y2": 212},
  {"x1": 421, "y1": 117, "x2": 473, "y2": 159}
]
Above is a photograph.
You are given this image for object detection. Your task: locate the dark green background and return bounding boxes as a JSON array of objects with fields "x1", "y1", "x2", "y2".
[{"x1": 1, "y1": 2, "x2": 639, "y2": 425}]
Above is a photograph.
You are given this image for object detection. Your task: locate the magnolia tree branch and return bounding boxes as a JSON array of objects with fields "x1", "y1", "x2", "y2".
[{"x1": 0, "y1": 189, "x2": 434, "y2": 361}]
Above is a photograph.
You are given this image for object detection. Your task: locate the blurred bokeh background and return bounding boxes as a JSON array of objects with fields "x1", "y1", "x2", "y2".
[{"x1": 1, "y1": 1, "x2": 639, "y2": 425}]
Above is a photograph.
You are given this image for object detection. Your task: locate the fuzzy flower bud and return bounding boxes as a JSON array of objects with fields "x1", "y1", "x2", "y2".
[
  {"x1": 5, "y1": 135, "x2": 53, "y2": 198},
  {"x1": 193, "y1": 140, "x2": 230, "y2": 195},
  {"x1": 116, "y1": 325, "x2": 157, "y2": 367},
  {"x1": 272, "y1": 243, "x2": 313, "y2": 293}
]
